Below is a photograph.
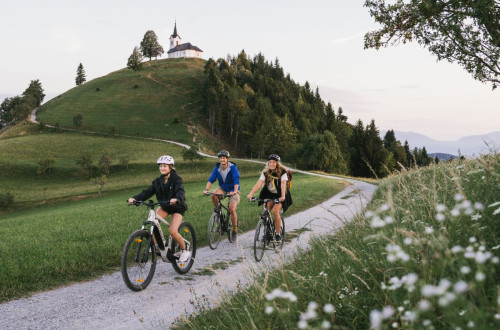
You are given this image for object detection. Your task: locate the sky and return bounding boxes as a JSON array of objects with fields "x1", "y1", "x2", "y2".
[{"x1": 1, "y1": 0, "x2": 498, "y2": 141}]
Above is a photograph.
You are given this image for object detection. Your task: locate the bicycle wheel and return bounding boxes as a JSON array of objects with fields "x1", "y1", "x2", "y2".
[
  {"x1": 254, "y1": 218, "x2": 267, "y2": 262},
  {"x1": 121, "y1": 230, "x2": 157, "y2": 291},
  {"x1": 207, "y1": 212, "x2": 222, "y2": 250},
  {"x1": 171, "y1": 222, "x2": 196, "y2": 274}
]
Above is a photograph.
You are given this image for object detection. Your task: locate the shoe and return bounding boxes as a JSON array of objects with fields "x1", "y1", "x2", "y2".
[
  {"x1": 179, "y1": 250, "x2": 191, "y2": 262},
  {"x1": 275, "y1": 234, "x2": 282, "y2": 243},
  {"x1": 232, "y1": 230, "x2": 238, "y2": 240}
]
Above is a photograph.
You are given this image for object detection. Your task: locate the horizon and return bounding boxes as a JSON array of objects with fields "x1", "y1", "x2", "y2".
[{"x1": 1, "y1": 0, "x2": 498, "y2": 141}]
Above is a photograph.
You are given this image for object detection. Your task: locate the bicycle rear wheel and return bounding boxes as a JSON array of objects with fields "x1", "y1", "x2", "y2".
[
  {"x1": 254, "y1": 218, "x2": 267, "y2": 262},
  {"x1": 207, "y1": 212, "x2": 222, "y2": 250},
  {"x1": 172, "y1": 222, "x2": 196, "y2": 274},
  {"x1": 121, "y1": 230, "x2": 157, "y2": 291}
]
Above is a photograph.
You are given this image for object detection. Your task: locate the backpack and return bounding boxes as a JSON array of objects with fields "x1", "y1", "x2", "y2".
[{"x1": 286, "y1": 169, "x2": 293, "y2": 190}]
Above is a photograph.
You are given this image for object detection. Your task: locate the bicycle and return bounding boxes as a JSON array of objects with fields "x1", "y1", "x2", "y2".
[
  {"x1": 204, "y1": 192, "x2": 237, "y2": 249},
  {"x1": 250, "y1": 198, "x2": 286, "y2": 262},
  {"x1": 121, "y1": 200, "x2": 196, "y2": 291}
]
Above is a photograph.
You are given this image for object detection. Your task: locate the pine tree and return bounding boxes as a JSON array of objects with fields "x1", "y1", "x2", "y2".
[
  {"x1": 127, "y1": 47, "x2": 143, "y2": 71},
  {"x1": 75, "y1": 63, "x2": 86, "y2": 86}
]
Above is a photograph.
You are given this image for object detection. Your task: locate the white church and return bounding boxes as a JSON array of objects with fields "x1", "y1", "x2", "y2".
[{"x1": 167, "y1": 22, "x2": 203, "y2": 59}]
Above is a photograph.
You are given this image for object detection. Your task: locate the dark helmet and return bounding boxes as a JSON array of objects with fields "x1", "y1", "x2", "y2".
[
  {"x1": 268, "y1": 154, "x2": 281, "y2": 161},
  {"x1": 218, "y1": 150, "x2": 230, "y2": 158}
]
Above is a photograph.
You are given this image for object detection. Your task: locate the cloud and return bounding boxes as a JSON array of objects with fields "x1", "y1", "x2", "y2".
[{"x1": 331, "y1": 31, "x2": 366, "y2": 46}]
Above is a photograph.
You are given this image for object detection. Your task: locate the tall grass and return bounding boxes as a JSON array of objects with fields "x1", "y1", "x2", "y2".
[
  {"x1": 178, "y1": 154, "x2": 500, "y2": 329},
  {"x1": 0, "y1": 174, "x2": 345, "y2": 302}
]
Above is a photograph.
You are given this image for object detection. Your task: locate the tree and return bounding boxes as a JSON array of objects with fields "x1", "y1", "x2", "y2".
[
  {"x1": 127, "y1": 46, "x2": 144, "y2": 71},
  {"x1": 140, "y1": 30, "x2": 164, "y2": 61},
  {"x1": 364, "y1": 0, "x2": 500, "y2": 89},
  {"x1": 0, "y1": 95, "x2": 35, "y2": 125},
  {"x1": 182, "y1": 146, "x2": 203, "y2": 163},
  {"x1": 75, "y1": 63, "x2": 86, "y2": 86},
  {"x1": 22, "y1": 79, "x2": 45, "y2": 106}
]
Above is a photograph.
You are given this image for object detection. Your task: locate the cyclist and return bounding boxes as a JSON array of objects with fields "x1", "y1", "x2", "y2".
[
  {"x1": 127, "y1": 155, "x2": 191, "y2": 262},
  {"x1": 203, "y1": 150, "x2": 240, "y2": 239},
  {"x1": 247, "y1": 154, "x2": 292, "y2": 243}
]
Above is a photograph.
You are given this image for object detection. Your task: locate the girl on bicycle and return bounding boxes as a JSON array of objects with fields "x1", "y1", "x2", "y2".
[
  {"x1": 128, "y1": 155, "x2": 190, "y2": 262},
  {"x1": 247, "y1": 154, "x2": 292, "y2": 242}
]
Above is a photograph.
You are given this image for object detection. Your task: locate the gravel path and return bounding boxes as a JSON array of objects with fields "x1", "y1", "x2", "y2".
[{"x1": 0, "y1": 178, "x2": 375, "y2": 329}]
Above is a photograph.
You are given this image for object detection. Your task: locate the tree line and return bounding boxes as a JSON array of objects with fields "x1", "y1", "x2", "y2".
[
  {"x1": 0, "y1": 80, "x2": 45, "y2": 127},
  {"x1": 202, "y1": 50, "x2": 433, "y2": 178}
]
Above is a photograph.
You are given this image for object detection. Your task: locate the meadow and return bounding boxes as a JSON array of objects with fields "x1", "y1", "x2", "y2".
[
  {"x1": 178, "y1": 153, "x2": 500, "y2": 329},
  {"x1": 0, "y1": 129, "x2": 346, "y2": 302}
]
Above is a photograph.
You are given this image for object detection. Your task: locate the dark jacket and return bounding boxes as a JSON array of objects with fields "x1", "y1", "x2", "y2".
[
  {"x1": 133, "y1": 170, "x2": 188, "y2": 209},
  {"x1": 258, "y1": 170, "x2": 293, "y2": 212}
]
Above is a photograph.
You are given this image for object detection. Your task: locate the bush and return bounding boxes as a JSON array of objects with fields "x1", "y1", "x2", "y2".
[
  {"x1": 37, "y1": 157, "x2": 56, "y2": 175},
  {"x1": 182, "y1": 146, "x2": 203, "y2": 163},
  {"x1": 76, "y1": 152, "x2": 94, "y2": 179},
  {"x1": 73, "y1": 114, "x2": 83, "y2": 129},
  {"x1": 98, "y1": 154, "x2": 112, "y2": 175},
  {"x1": 0, "y1": 192, "x2": 14, "y2": 209},
  {"x1": 173, "y1": 117, "x2": 180, "y2": 124}
]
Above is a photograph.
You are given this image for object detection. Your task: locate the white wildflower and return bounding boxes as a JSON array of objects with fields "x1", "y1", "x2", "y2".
[
  {"x1": 436, "y1": 204, "x2": 446, "y2": 212},
  {"x1": 365, "y1": 210, "x2": 374, "y2": 218},
  {"x1": 371, "y1": 216, "x2": 386, "y2": 228},
  {"x1": 469, "y1": 237, "x2": 477, "y2": 243},
  {"x1": 298, "y1": 320, "x2": 308, "y2": 329},
  {"x1": 398, "y1": 306, "x2": 405, "y2": 312},
  {"x1": 451, "y1": 208, "x2": 461, "y2": 217},
  {"x1": 323, "y1": 303, "x2": 335, "y2": 314},
  {"x1": 438, "y1": 292, "x2": 457, "y2": 307},
  {"x1": 475, "y1": 272, "x2": 486, "y2": 282},
  {"x1": 475, "y1": 251, "x2": 492, "y2": 264},
  {"x1": 382, "y1": 306, "x2": 394, "y2": 318},
  {"x1": 460, "y1": 266, "x2": 471, "y2": 274},
  {"x1": 453, "y1": 281, "x2": 468, "y2": 293},
  {"x1": 392, "y1": 322, "x2": 399, "y2": 328},
  {"x1": 402, "y1": 310, "x2": 418, "y2": 322},
  {"x1": 495, "y1": 313, "x2": 500, "y2": 320},
  {"x1": 471, "y1": 213, "x2": 482, "y2": 221},
  {"x1": 473, "y1": 202, "x2": 484, "y2": 210},
  {"x1": 451, "y1": 245, "x2": 463, "y2": 253},
  {"x1": 454, "y1": 193, "x2": 464, "y2": 201},
  {"x1": 384, "y1": 216, "x2": 394, "y2": 224},
  {"x1": 425, "y1": 227, "x2": 434, "y2": 234},
  {"x1": 492, "y1": 256, "x2": 499, "y2": 264},
  {"x1": 265, "y1": 288, "x2": 298, "y2": 302},
  {"x1": 404, "y1": 237, "x2": 413, "y2": 245},
  {"x1": 322, "y1": 320, "x2": 331, "y2": 329},
  {"x1": 459, "y1": 310, "x2": 467, "y2": 316},
  {"x1": 436, "y1": 213, "x2": 446, "y2": 222},
  {"x1": 265, "y1": 306, "x2": 274, "y2": 314},
  {"x1": 418, "y1": 299, "x2": 432, "y2": 311},
  {"x1": 467, "y1": 321, "x2": 475, "y2": 328},
  {"x1": 380, "y1": 204, "x2": 390, "y2": 212},
  {"x1": 423, "y1": 319, "x2": 432, "y2": 326},
  {"x1": 370, "y1": 310, "x2": 383, "y2": 330}
]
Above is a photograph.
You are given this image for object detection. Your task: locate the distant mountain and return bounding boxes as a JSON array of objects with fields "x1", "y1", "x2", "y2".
[
  {"x1": 380, "y1": 130, "x2": 500, "y2": 156},
  {"x1": 429, "y1": 153, "x2": 457, "y2": 161}
]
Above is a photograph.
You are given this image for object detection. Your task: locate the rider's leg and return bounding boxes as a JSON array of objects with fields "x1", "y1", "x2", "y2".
[
  {"x1": 228, "y1": 193, "x2": 240, "y2": 230},
  {"x1": 155, "y1": 207, "x2": 170, "y2": 247},
  {"x1": 169, "y1": 213, "x2": 186, "y2": 250},
  {"x1": 271, "y1": 203, "x2": 283, "y2": 235},
  {"x1": 212, "y1": 188, "x2": 224, "y2": 207}
]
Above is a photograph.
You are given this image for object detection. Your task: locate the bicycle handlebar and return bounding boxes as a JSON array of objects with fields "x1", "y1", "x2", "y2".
[
  {"x1": 126, "y1": 200, "x2": 171, "y2": 208},
  {"x1": 250, "y1": 197, "x2": 280, "y2": 203},
  {"x1": 203, "y1": 192, "x2": 228, "y2": 198}
]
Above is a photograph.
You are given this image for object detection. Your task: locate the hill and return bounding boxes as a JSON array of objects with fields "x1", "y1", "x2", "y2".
[{"x1": 36, "y1": 58, "x2": 217, "y2": 150}]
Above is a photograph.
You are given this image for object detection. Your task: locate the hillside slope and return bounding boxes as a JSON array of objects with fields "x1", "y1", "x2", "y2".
[{"x1": 37, "y1": 58, "x2": 210, "y2": 147}]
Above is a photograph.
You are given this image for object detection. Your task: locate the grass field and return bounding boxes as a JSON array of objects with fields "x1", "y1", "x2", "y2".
[{"x1": 178, "y1": 154, "x2": 500, "y2": 329}]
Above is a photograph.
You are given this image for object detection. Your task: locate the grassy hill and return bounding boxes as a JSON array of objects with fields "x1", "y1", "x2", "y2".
[{"x1": 36, "y1": 58, "x2": 217, "y2": 150}]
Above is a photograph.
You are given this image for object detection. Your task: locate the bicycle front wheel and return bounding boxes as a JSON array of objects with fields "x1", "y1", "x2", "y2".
[
  {"x1": 207, "y1": 212, "x2": 222, "y2": 250},
  {"x1": 227, "y1": 214, "x2": 237, "y2": 243},
  {"x1": 172, "y1": 222, "x2": 196, "y2": 274},
  {"x1": 121, "y1": 230, "x2": 157, "y2": 291},
  {"x1": 254, "y1": 218, "x2": 267, "y2": 262}
]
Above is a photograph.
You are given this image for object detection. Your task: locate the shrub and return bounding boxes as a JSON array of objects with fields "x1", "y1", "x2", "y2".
[
  {"x1": 98, "y1": 154, "x2": 112, "y2": 175},
  {"x1": 76, "y1": 152, "x2": 94, "y2": 179},
  {"x1": 37, "y1": 157, "x2": 56, "y2": 175},
  {"x1": 173, "y1": 117, "x2": 180, "y2": 124},
  {"x1": 182, "y1": 146, "x2": 203, "y2": 163},
  {"x1": 0, "y1": 192, "x2": 14, "y2": 209},
  {"x1": 73, "y1": 114, "x2": 83, "y2": 129}
]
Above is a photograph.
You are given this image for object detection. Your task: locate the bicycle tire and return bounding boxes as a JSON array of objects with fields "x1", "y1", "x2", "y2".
[
  {"x1": 207, "y1": 212, "x2": 222, "y2": 250},
  {"x1": 171, "y1": 222, "x2": 196, "y2": 274},
  {"x1": 121, "y1": 230, "x2": 157, "y2": 291},
  {"x1": 254, "y1": 218, "x2": 267, "y2": 262}
]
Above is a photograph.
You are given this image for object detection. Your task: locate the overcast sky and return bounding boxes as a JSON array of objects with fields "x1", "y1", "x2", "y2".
[{"x1": 1, "y1": 0, "x2": 498, "y2": 141}]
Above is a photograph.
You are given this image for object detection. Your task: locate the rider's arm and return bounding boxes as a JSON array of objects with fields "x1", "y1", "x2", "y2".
[
  {"x1": 132, "y1": 180, "x2": 157, "y2": 202},
  {"x1": 204, "y1": 181, "x2": 212, "y2": 193},
  {"x1": 172, "y1": 174, "x2": 186, "y2": 204},
  {"x1": 247, "y1": 179, "x2": 264, "y2": 200},
  {"x1": 280, "y1": 175, "x2": 287, "y2": 201},
  {"x1": 231, "y1": 184, "x2": 239, "y2": 195}
]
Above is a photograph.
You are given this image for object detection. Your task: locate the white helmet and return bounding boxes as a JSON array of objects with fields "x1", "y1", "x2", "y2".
[{"x1": 157, "y1": 155, "x2": 174, "y2": 165}]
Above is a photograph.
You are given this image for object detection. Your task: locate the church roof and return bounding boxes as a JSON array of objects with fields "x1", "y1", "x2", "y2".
[
  {"x1": 171, "y1": 21, "x2": 181, "y2": 38},
  {"x1": 167, "y1": 42, "x2": 203, "y2": 53}
]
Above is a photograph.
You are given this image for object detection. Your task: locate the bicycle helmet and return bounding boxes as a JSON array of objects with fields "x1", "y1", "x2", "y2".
[
  {"x1": 268, "y1": 154, "x2": 281, "y2": 161},
  {"x1": 217, "y1": 150, "x2": 230, "y2": 158},
  {"x1": 157, "y1": 155, "x2": 174, "y2": 165}
]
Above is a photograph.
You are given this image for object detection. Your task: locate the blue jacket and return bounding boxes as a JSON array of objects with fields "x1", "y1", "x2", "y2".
[{"x1": 208, "y1": 162, "x2": 240, "y2": 192}]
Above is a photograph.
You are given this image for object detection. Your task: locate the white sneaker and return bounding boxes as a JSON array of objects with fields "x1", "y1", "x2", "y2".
[{"x1": 179, "y1": 250, "x2": 191, "y2": 262}]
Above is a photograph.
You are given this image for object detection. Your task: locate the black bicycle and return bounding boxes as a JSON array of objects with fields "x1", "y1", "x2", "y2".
[
  {"x1": 205, "y1": 192, "x2": 237, "y2": 249},
  {"x1": 250, "y1": 198, "x2": 286, "y2": 262},
  {"x1": 121, "y1": 200, "x2": 196, "y2": 291}
]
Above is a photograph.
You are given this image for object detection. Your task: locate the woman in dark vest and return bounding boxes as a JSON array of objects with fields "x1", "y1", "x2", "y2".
[
  {"x1": 127, "y1": 155, "x2": 190, "y2": 262},
  {"x1": 247, "y1": 154, "x2": 292, "y2": 242}
]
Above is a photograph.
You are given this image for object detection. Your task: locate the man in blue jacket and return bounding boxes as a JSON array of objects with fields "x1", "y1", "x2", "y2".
[{"x1": 203, "y1": 150, "x2": 240, "y2": 238}]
